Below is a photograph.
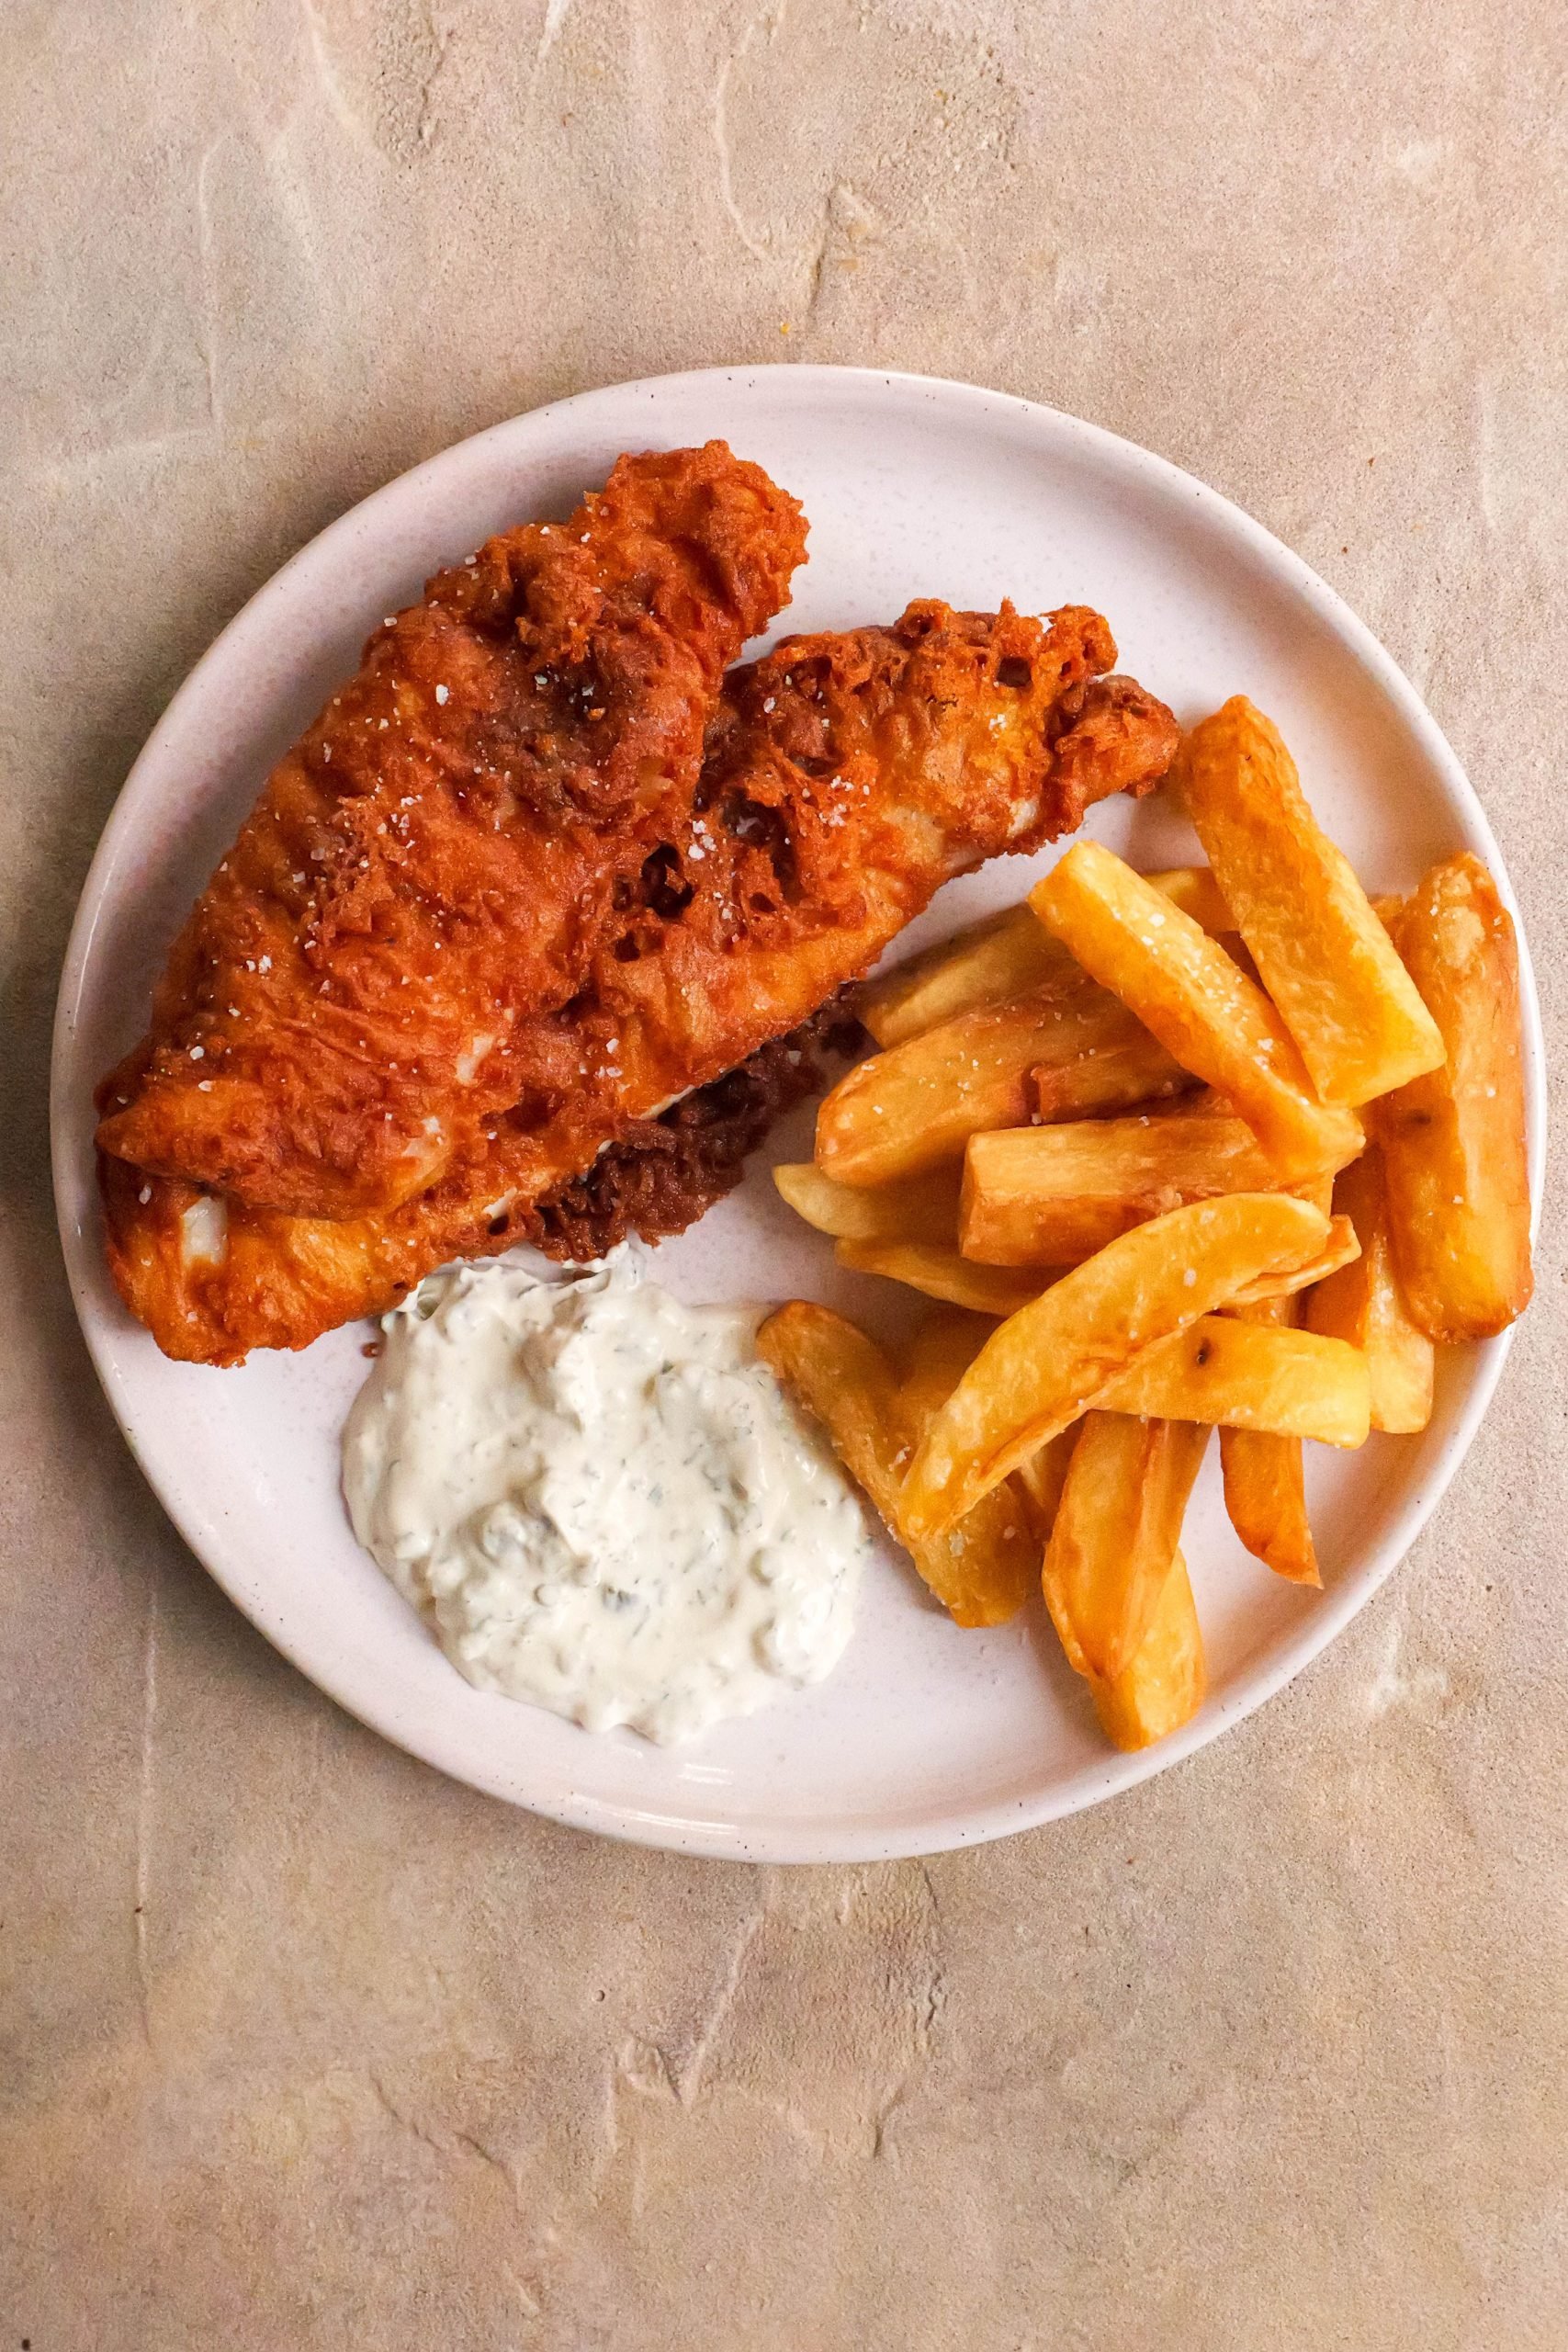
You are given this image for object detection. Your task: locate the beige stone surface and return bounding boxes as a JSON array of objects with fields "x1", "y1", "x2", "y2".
[{"x1": 3, "y1": 3, "x2": 1565, "y2": 2344}]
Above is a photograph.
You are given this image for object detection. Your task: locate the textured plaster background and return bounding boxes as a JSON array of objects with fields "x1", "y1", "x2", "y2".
[{"x1": 3, "y1": 3, "x2": 1566, "y2": 2346}]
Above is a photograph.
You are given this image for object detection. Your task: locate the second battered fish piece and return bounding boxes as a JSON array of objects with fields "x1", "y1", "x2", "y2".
[
  {"x1": 96, "y1": 443, "x2": 807, "y2": 1219},
  {"x1": 103, "y1": 601, "x2": 1179, "y2": 1361}
]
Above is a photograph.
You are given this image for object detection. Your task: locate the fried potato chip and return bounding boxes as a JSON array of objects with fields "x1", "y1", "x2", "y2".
[
  {"x1": 1096, "y1": 1315, "x2": 1371, "y2": 1447},
  {"x1": 773, "y1": 1160, "x2": 962, "y2": 1244},
  {"x1": 1217, "y1": 1295, "x2": 1321, "y2": 1587},
  {"x1": 1289, "y1": 1170, "x2": 1337, "y2": 1220},
  {"x1": 1225, "y1": 1215, "x2": 1359, "y2": 1307},
  {"x1": 815, "y1": 961, "x2": 1188, "y2": 1188},
  {"x1": 893, "y1": 1332, "x2": 1038, "y2": 1625},
  {"x1": 1042, "y1": 1411, "x2": 1210, "y2": 1681},
  {"x1": 1180, "y1": 698, "x2": 1445, "y2": 1103},
  {"x1": 1089, "y1": 1551, "x2": 1206, "y2": 1751},
  {"x1": 1304, "y1": 1144, "x2": 1434, "y2": 1432},
  {"x1": 896, "y1": 1305, "x2": 995, "y2": 1396},
  {"x1": 1373, "y1": 854, "x2": 1533, "y2": 1340},
  {"x1": 835, "y1": 1239, "x2": 1046, "y2": 1318},
  {"x1": 859, "y1": 871, "x2": 1234, "y2": 1048},
  {"x1": 1221, "y1": 1425, "x2": 1319, "y2": 1586},
  {"x1": 897, "y1": 1311, "x2": 1077, "y2": 1551},
  {"x1": 1031, "y1": 841, "x2": 1364, "y2": 1181},
  {"x1": 1012, "y1": 1429, "x2": 1078, "y2": 1548},
  {"x1": 901, "y1": 1192, "x2": 1329, "y2": 1537},
  {"x1": 1143, "y1": 866, "x2": 1235, "y2": 933},
  {"x1": 755, "y1": 1302, "x2": 1033, "y2": 1627},
  {"x1": 959, "y1": 1111, "x2": 1358, "y2": 1265},
  {"x1": 858, "y1": 905, "x2": 1070, "y2": 1046}
]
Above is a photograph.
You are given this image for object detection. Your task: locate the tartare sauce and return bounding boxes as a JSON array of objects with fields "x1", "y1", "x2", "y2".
[{"x1": 342, "y1": 1253, "x2": 874, "y2": 1743}]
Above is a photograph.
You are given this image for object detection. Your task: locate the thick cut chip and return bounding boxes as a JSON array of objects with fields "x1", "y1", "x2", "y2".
[
  {"x1": 897, "y1": 1309, "x2": 1077, "y2": 1549},
  {"x1": 1013, "y1": 1430, "x2": 1078, "y2": 1548},
  {"x1": 859, "y1": 868, "x2": 1233, "y2": 1047},
  {"x1": 1097, "y1": 1316, "x2": 1370, "y2": 1447},
  {"x1": 773, "y1": 1160, "x2": 962, "y2": 1244},
  {"x1": 959, "y1": 1112, "x2": 1359, "y2": 1266},
  {"x1": 859, "y1": 906, "x2": 1073, "y2": 1046},
  {"x1": 1180, "y1": 698, "x2": 1445, "y2": 1103},
  {"x1": 894, "y1": 1313, "x2": 1043, "y2": 1623},
  {"x1": 755, "y1": 1302, "x2": 1032, "y2": 1627},
  {"x1": 814, "y1": 961, "x2": 1189, "y2": 1187},
  {"x1": 835, "y1": 1240, "x2": 1045, "y2": 1318},
  {"x1": 1042, "y1": 1412, "x2": 1210, "y2": 1681},
  {"x1": 896, "y1": 1305, "x2": 995, "y2": 1396},
  {"x1": 1143, "y1": 867, "x2": 1235, "y2": 933},
  {"x1": 1089, "y1": 1552, "x2": 1206, "y2": 1751},
  {"x1": 1217, "y1": 1295, "x2": 1321, "y2": 1586},
  {"x1": 894, "y1": 1333, "x2": 1038, "y2": 1626},
  {"x1": 1304, "y1": 1145, "x2": 1434, "y2": 1431},
  {"x1": 1225, "y1": 1216, "x2": 1359, "y2": 1307},
  {"x1": 1291, "y1": 1170, "x2": 1337, "y2": 1220},
  {"x1": 1373, "y1": 854, "x2": 1533, "y2": 1341},
  {"x1": 1031, "y1": 841, "x2": 1364, "y2": 1181},
  {"x1": 901, "y1": 1192, "x2": 1329, "y2": 1537}
]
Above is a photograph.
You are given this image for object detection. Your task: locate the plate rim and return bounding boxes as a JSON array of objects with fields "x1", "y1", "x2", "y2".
[{"x1": 50, "y1": 362, "x2": 1549, "y2": 1862}]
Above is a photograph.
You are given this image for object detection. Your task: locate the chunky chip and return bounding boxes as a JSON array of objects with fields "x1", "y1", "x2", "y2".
[
  {"x1": 1225, "y1": 1216, "x2": 1360, "y2": 1307},
  {"x1": 773, "y1": 1160, "x2": 962, "y2": 1245},
  {"x1": 835, "y1": 1240, "x2": 1045, "y2": 1318},
  {"x1": 959, "y1": 1111, "x2": 1357, "y2": 1266},
  {"x1": 815, "y1": 959, "x2": 1188, "y2": 1188},
  {"x1": 1031, "y1": 841, "x2": 1364, "y2": 1181},
  {"x1": 1096, "y1": 1315, "x2": 1371, "y2": 1447},
  {"x1": 900, "y1": 1192, "x2": 1329, "y2": 1537},
  {"x1": 1012, "y1": 1430, "x2": 1078, "y2": 1548},
  {"x1": 895, "y1": 1305, "x2": 994, "y2": 1396},
  {"x1": 1042, "y1": 1412, "x2": 1210, "y2": 1682},
  {"x1": 1304, "y1": 1144, "x2": 1434, "y2": 1431},
  {"x1": 1373, "y1": 853, "x2": 1533, "y2": 1341},
  {"x1": 1217, "y1": 1295, "x2": 1321, "y2": 1586},
  {"x1": 1143, "y1": 866, "x2": 1235, "y2": 934},
  {"x1": 1179, "y1": 697, "x2": 1445, "y2": 1103},
  {"x1": 859, "y1": 869, "x2": 1235, "y2": 1048},
  {"x1": 858, "y1": 905, "x2": 1071, "y2": 1047},
  {"x1": 1089, "y1": 1551, "x2": 1207, "y2": 1751},
  {"x1": 755, "y1": 1301, "x2": 1033, "y2": 1627}
]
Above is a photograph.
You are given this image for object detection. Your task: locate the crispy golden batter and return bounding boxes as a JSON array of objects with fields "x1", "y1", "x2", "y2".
[
  {"x1": 96, "y1": 443, "x2": 807, "y2": 1218},
  {"x1": 103, "y1": 601, "x2": 1179, "y2": 1361}
]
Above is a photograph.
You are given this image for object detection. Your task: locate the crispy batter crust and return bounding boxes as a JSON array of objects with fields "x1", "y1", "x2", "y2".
[
  {"x1": 102, "y1": 601, "x2": 1178, "y2": 1363},
  {"x1": 96, "y1": 443, "x2": 807, "y2": 1218}
]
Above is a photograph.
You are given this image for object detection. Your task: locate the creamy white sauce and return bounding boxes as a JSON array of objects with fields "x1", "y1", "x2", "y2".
[{"x1": 342, "y1": 1252, "x2": 874, "y2": 1743}]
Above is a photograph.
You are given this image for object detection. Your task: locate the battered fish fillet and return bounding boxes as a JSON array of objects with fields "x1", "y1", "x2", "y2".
[
  {"x1": 96, "y1": 442, "x2": 807, "y2": 1219},
  {"x1": 102, "y1": 600, "x2": 1179, "y2": 1362}
]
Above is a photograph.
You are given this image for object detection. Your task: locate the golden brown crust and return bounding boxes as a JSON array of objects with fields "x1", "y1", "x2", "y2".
[
  {"x1": 96, "y1": 443, "x2": 807, "y2": 1219},
  {"x1": 100, "y1": 599, "x2": 1178, "y2": 1363}
]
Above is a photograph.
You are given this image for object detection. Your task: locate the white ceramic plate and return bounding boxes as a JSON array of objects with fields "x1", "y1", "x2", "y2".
[{"x1": 52, "y1": 367, "x2": 1545, "y2": 1861}]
